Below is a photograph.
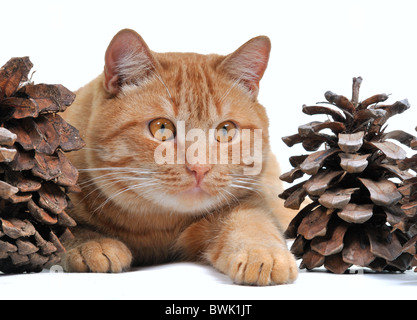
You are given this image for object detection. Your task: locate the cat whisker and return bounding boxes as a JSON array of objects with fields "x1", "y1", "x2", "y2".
[
  {"x1": 232, "y1": 179, "x2": 263, "y2": 188},
  {"x1": 229, "y1": 173, "x2": 263, "y2": 189},
  {"x1": 228, "y1": 173, "x2": 260, "y2": 180},
  {"x1": 231, "y1": 173, "x2": 281, "y2": 190},
  {"x1": 214, "y1": 188, "x2": 230, "y2": 212},
  {"x1": 78, "y1": 167, "x2": 156, "y2": 186},
  {"x1": 77, "y1": 175, "x2": 159, "y2": 207},
  {"x1": 78, "y1": 171, "x2": 136, "y2": 186},
  {"x1": 219, "y1": 74, "x2": 244, "y2": 104},
  {"x1": 150, "y1": 70, "x2": 173, "y2": 101},
  {"x1": 79, "y1": 167, "x2": 156, "y2": 174},
  {"x1": 228, "y1": 175, "x2": 259, "y2": 182},
  {"x1": 77, "y1": 170, "x2": 158, "y2": 197},
  {"x1": 229, "y1": 173, "x2": 280, "y2": 190},
  {"x1": 229, "y1": 182, "x2": 262, "y2": 197},
  {"x1": 76, "y1": 147, "x2": 103, "y2": 152},
  {"x1": 79, "y1": 173, "x2": 156, "y2": 187},
  {"x1": 93, "y1": 180, "x2": 160, "y2": 215},
  {"x1": 220, "y1": 188, "x2": 240, "y2": 209}
]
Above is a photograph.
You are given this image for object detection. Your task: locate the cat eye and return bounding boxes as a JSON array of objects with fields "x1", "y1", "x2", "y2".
[
  {"x1": 149, "y1": 118, "x2": 176, "y2": 141},
  {"x1": 215, "y1": 121, "x2": 237, "y2": 143}
]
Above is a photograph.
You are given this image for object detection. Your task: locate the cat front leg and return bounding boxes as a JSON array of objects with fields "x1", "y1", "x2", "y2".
[
  {"x1": 178, "y1": 207, "x2": 298, "y2": 286},
  {"x1": 61, "y1": 228, "x2": 133, "y2": 273}
]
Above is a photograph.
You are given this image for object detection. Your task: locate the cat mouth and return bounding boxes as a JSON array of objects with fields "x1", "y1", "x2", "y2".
[
  {"x1": 161, "y1": 184, "x2": 215, "y2": 213},
  {"x1": 147, "y1": 181, "x2": 227, "y2": 214},
  {"x1": 179, "y1": 185, "x2": 210, "y2": 197}
]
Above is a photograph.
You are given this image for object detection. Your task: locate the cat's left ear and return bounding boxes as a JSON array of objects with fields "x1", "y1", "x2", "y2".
[
  {"x1": 219, "y1": 36, "x2": 271, "y2": 98},
  {"x1": 104, "y1": 29, "x2": 157, "y2": 95}
]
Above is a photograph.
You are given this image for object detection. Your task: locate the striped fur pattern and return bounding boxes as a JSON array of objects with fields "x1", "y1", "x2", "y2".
[{"x1": 61, "y1": 29, "x2": 297, "y2": 285}]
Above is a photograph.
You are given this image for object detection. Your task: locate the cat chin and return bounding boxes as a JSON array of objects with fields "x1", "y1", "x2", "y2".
[{"x1": 148, "y1": 187, "x2": 221, "y2": 215}]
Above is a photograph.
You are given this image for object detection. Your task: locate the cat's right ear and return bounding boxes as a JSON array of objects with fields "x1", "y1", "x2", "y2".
[{"x1": 104, "y1": 29, "x2": 157, "y2": 95}]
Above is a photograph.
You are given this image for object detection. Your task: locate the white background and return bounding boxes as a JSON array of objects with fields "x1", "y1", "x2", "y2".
[
  {"x1": 1, "y1": 0, "x2": 417, "y2": 299},
  {"x1": 2, "y1": 0, "x2": 417, "y2": 174}
]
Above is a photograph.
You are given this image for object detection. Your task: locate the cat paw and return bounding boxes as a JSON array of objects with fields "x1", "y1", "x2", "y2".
[
  {"x1": 214, "y1": 246, "x2": 298, "y2": 286},
  {"x1": 61, "y1": 238, "x2": 133, "y2": 273}
]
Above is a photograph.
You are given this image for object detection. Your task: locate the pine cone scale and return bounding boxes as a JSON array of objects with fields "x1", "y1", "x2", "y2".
[{"x1": 0, "y1": 57, "x2": 33, "y2": 98}]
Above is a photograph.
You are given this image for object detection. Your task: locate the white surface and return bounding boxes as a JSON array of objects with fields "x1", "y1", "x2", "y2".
[{"x1": 1, "y1": 259, "x2": 416, "y2": 300}]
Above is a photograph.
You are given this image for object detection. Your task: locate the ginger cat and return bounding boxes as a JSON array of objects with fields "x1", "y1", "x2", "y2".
[{"x1": 61, "y1": 29, "x2": 297, "y2": 285}]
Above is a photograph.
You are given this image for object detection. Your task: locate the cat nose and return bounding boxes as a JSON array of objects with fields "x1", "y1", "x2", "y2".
[{"x1": 186, "y1": 164, "x2": 212, "y2": 185}]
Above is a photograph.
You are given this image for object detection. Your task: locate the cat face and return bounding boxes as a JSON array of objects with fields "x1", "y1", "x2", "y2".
[{"x1": 86, "y1": 30, "x2": 271, "y2": 214}]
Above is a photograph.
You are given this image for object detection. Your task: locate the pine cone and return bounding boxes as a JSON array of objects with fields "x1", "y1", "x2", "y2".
[
  {"x1": 0, "y1": 57, "x2": 85, "y2": 273},
  {"x1": 280, "y1": 77, "x2": 417, "y2": 273}
]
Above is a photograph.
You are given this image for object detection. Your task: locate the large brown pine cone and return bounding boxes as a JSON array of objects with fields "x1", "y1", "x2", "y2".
[
  {"x1": 0, "y1": 57, "x2": 84, "y2": 273},
  {"x1": 281, "y1": 77, "x2": 417, "y2": 273}
]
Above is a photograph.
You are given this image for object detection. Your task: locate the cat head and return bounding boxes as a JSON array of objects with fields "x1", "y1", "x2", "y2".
[{"x1": 87, "y1": 29, "x2": 272, "y2": 214}]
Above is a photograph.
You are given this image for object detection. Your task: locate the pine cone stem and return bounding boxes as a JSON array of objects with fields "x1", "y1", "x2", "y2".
[{"x1": 351, "y1": 76, "x2": 363, "y2": 108}]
